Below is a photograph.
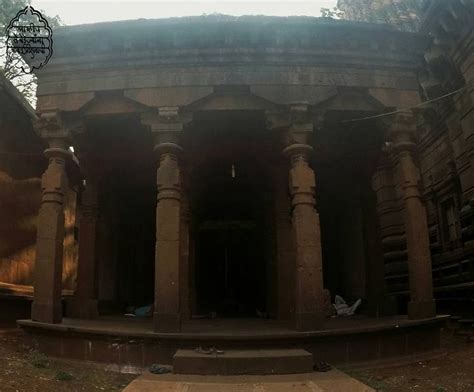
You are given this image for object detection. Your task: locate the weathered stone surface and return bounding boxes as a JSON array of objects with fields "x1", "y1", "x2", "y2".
[
  {"x1": 31, "y1": 133, "x2": 71, "y2": 324},
  {"x1": 173, "y1": 349, "x2": 313, "y2": 375},
  {"x1": 389, "y1": 112, "x2": 435, "y2": 319},
  {"x1": 68, "y1": 178, "x2": 99, "y2": 319},
  {"x1": 283, "y1": 117, "x2": 326, "y2": 330},
  {"x1": 142, "y1": 111, "x2": 185, "y2": 332}
]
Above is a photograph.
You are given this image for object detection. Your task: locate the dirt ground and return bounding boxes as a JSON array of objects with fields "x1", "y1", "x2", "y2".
[
  {"x1": 0, "y1": 323, "x2": 136, "y2": 392},
  {"x1": 350, "y1": 328, "x2": 474, "y2": 392},
  {"x1": 0, "y1": 322, "x2": 473, "y2": 392}
]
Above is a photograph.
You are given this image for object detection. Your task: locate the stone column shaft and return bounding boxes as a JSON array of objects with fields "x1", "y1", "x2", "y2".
[
  {"x1": 68, "y1": 179, "x2": 99, "y2": 318},
  {"x1": 31, "y1": 137, "x2": 70, "y2": 324},
  {"x1": 154, "y1": 143, "x2": 182, "y2": 332},
  {"x1": 284, "y1": 143, "x2": 326, "y2": 330},
  {"x1": 142, "y1": 110, "x2": 185, "y2": 332},
  {"x1": 180, "y1": 190, "x2": 191, "y2": 320},
  {"x1": 390, "y1": 113, "x2": 436, "y2": 319},
  {"x1": 274, "y1": 168, "x2": 295, "y2": 321},
  {"x1": 367, "y1": 168, "x2": 389, "y2": 316}
]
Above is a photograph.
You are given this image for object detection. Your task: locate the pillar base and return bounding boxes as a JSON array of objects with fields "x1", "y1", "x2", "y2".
[
  {"x1": 294, "y1": 312, "x2": 325, "y2": 331},
  {"x1": 408, "y1": 299, "x2": 436, "y2": 320},
  {"x1": 153, "y1": 312, "x2": 181, "y2": 332},
  {"x1": 31, "y1": 302, "x2": 62, "y2": 324},
  {"x1": 66, "y1": 297, "x2": 99, "y2": 319}
]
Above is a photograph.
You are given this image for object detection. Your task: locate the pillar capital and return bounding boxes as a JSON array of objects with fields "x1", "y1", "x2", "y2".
[
  {"x1": 287, "y1": 102, "x2": 313, "y2": 145},
  {"x1": 35, "y1": 112, "x2": 71, "y2": 144},
  {"x1": 265, "y1": 104, "x2": 315, "y2": 146},
  {"x1": 386, "y1": 110, "x2": 423, "y2": 146},
  {"x1": 383, "y1": 111, "x2": 421, "y2": 159},
  {"x1": 141, "y1": 107, "x2": 191, "y2": 147}
]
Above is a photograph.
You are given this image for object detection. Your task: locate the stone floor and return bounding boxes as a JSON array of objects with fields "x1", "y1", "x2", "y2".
[
  {"x1": 20, "y1": 314, "x2": 448, "y2": 337},
  {"x1": 122, "y1": 371, "x2": 375, "y2": 392}
]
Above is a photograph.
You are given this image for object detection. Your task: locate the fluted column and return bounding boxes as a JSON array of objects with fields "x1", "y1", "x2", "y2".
[
  {"x1": 68, "y1": 175, "x2": 99, "y2": 318},
  {"x1": 389, "y1": 112, "x2": 436, "y2": 319},
  {"x1": 283, "y1": 105, "x2": 326, "y2": 330},
  {"x1": 31, "y1": 115, "x2": 71, "y2": 324},
  {"x1": 142, "y1": 109, "x2": 184, "y2": 332}
]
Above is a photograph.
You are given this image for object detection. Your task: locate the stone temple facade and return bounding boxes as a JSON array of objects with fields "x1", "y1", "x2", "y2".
[{"x1": 0, "y1": 0, "x2": 472, "y2": 371}]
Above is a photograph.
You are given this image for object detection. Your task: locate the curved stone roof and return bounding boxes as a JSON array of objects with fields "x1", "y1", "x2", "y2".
[{"x1": 44, "y1": 14, "x2": 426, "y2": 67}]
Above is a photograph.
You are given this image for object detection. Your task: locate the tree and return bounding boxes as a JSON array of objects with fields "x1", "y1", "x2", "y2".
[
  {"x1": 320, "y1": 6, "x2": 345, "y2": 19},
  {"x1": 0, "y1": 0, "x2": 62, "y2": 106}
]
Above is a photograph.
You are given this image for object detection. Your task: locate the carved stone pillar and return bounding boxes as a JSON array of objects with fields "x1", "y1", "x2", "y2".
[
  {"x1": 366, "y1": 166, "x2": 389, "y2": 316},
  {"x1": 273, "y1": 166, "x2": 295, "y2": 322},
  {"x1": 180, "y1": 186, "x2": 191, "y2": 320},
  {"x1": 389, "y1": 112, "x2": 436, "y2": 319},
  {"x1": 68, "y1": 175, "x2": 99, "y2": 319},
  {"x1": 283, "y1": 105, "x2": 326, "y2": 330},
  {"x1": 142, "y1": 108, "x2": 184, "y2": 332},
  {"x1": 31, "y1": 115, "x2": 71, "y2": 324}
]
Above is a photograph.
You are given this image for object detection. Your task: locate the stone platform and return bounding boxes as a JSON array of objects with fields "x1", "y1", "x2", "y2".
[
  {"x1": 18, "y1": 315, "x2": 448, "y2": 373},
  {"x1": 122, "y1": 371, "x2": 375, "y2": 392}
]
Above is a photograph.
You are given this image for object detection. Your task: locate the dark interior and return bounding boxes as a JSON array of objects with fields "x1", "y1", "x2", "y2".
[
  {"x1": 186, "y1": 110, "x2": 275, "y2": 317},
  {"x1": 192, "y1": 158, "x2": 267, "y2": 317},
  {"x1": 314, "y1": 114, "x2": 384, "y2": 303},
  {"x1": 113, "y1": 168, "x2": 156, "y2": 308},
  {"x1": 90, "y1": 116, "x2": 156, "y2": 310}
]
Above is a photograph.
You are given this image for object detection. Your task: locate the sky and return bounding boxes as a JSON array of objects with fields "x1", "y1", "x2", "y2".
[{"x1": 32, "y1": 0, "x2": 339, "y2": 26}]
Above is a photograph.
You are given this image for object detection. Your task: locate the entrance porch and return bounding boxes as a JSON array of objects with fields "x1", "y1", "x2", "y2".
[{"x1": 25, "y1": 88, "x2": 443, "y2": 369}]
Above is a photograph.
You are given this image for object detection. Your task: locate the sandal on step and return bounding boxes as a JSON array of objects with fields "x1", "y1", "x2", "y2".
[{"x1": 314, "y1": 361, "x2": 332, "y2": 372}]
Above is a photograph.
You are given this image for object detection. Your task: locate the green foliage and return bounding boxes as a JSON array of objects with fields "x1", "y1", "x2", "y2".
[
  {"x1": 0, "y1": 0, "x2": 30, "y2": 27},
  {"x1": 0, "y1": 0, "x2": 63, "y2": 106},
  {"x1": 27, "y1": 351, "x2": 49, "y2": 368},
  {"x1": 56, "y1": 371, "x2": 74, "y2": 381},
  {"x1": 320, "y1": 7, "x2": 345, "y2": 19}
]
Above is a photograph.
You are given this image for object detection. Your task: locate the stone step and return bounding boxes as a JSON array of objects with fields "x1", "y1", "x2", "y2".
[{"x1": 173, "y1": 348, "x2": 313, "y2": 375}]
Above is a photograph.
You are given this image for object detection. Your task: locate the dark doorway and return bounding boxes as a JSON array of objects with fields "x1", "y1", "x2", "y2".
[
  {"x1": 185, "y1": 110, "x2": 278, "y2": 318},
  {"x1": 197, "y1": 224, "x2": 261, "y2": 317},
  {"x1": 192, "y1": 158, "x2": 267, "y2": 317}
]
